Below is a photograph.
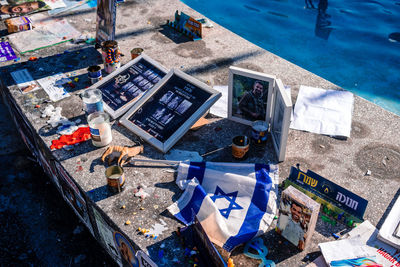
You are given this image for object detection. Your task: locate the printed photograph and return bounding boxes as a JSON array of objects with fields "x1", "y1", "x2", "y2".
[
  {"x1": 152, "y1": 76, "x2": 162, "y2": 84},
  {"x1": 141, "y1": 81, "x2": 153, "y2": 91},
  {"x1": 276, "y1": 195, "x2": 311, "y2": 250},
  {"x1": 0, "y1": 0, "x2": 48, "y2": 20},
  {"x1": 114, "y1": 232, "x2": 139, "y2": 267},
  {"x1": 167, "y1": 95, "x2": 182, "y2": 110},
  {"x1": 175, "y1": 99, "x2": 192, "y2": 114},
  {"x1": 159, "y1": 112, "x2": 174, "y2": 125},
  {"x1": 133, "y1": 75, "x2": 144, "y2": 84},
  {"x1": 159, "y1": 91, "x2": 174, "y2": 105},
  {"x1": 126, "y1": 84, "x2": 139, "y2": 95},
  {"x1": 143, "y1": 69, "x2": 153, "y2": 77},
  {"x1": 231, "y1": 74, "x2": 270, "y2": 122},
  {"x1": 152, "y1": 107, "x2": 166, "y2": 121},
  {"x1": 121, "y1": 82, "x2": 134, "y2": 92},
  {"x1": 138, "y1": 78, "x2": 149, "y2": 88}
]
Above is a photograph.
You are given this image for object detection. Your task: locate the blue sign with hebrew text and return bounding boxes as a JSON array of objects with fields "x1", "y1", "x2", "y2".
[{"x1": 287, "y1": 167, "x2": 368, "y2": 219}]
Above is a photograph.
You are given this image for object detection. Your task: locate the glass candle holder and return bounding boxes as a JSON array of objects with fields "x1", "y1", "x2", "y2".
[{"x1": 87, "y1": 111, "x2": 112, "y2": 147}]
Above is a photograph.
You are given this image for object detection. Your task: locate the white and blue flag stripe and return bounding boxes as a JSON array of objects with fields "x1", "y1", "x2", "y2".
[{"x1": 168, "y1": 162, "x2": 278, "y2": 252}]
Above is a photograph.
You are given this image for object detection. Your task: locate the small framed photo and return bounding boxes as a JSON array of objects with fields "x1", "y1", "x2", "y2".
[
  {"x1": 91, "y1": 54, "x2": 168, "y2": 119},
  {"x1": 228, "y1": 67, "x2": 292, "y2": 162},
  {"x1": 228, "y1": 66, "x2": 275, "y2": 126},
  {"x1": 120, "y1": 69, "x2": 221, "y2": 153}
]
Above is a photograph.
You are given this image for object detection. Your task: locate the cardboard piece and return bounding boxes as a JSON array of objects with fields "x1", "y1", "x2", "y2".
[
  {"x1": 276, "y1": 185, "x2": 320, "y2": 250},
  {"x1": 5, "y1": 16, "x2": 32, "y2": 33},
  {"x1": 167, "y1": 10, "x2": 202, "y2": 40},
  {"x1": 190, "y1": 117, "x2": 210, "y2": 130}
]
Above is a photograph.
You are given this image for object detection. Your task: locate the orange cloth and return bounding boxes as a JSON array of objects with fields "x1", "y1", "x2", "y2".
[{"x1": 50, "y1": 127, "x2": 91, "y2": 150}]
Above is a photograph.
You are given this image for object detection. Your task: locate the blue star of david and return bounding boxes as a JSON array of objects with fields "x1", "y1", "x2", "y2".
[{"x1": 210, "y1": 186, "x2": 243, "y2": 219}]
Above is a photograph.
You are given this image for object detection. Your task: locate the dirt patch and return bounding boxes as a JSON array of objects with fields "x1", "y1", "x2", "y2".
[
  {"x1": 150, "y1": 32, "x2": 173, "y2": 44},
  {"x1": 311, "y1": 136, "x2": 333, "y2": 154},
  {"x1": 355, "y1": 144, "x2": 400, "y2": 179},
  {"x1": 351, "y1": 121, "x2": 370, "y2": 139},
  {"x1": 172, "y1": 40, "x2": 213, "y2": 59}
]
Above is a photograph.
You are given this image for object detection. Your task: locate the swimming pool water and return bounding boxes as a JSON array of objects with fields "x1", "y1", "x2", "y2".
[{"x1": 182, "y1": 0, "x2": 400, "y2": 116}]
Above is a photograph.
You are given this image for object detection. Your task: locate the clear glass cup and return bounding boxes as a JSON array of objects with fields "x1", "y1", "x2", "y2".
[
  {"x1": 82, "y1": 88, "x2": 103, "y2": 115},
  {"x1": 87, "y1": 111, "x2": 112, "y2": 147}
]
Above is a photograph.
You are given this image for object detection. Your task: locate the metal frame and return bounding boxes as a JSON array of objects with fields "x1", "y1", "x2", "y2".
[{"x1": 90, "y1": 54, "x2": 168, "y2": 119}]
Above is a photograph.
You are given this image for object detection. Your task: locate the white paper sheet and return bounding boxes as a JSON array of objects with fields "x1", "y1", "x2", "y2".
[
  {"x1": 290, "y1": 86, "x2": 354, "y2": 137},
  {"x1": 10, "y1": 69, "x2": 40, "y2": 94},
  {"x1": 210, "y1": 85, "x2": 228, "y2": 118},
  {"x1": 319, "y1": 238, "x2": 376, "y2": 265},
  {"x1": 8, "y1": 13, "x2": 80, "y2": 53},
  {"x1": 37, "y1": 73, "x2": 71, "y2": 102},
  {"x1": 320, "y1": 220, "x2": 400, "y2": 267}
]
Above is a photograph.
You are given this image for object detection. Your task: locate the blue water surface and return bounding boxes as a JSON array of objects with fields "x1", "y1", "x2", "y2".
[{"x1": 182, "y1": 0, "x2": 400, "y2": 116}]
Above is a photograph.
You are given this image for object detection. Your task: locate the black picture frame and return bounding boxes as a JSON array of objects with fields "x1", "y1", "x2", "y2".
[
  {"x1": 90, "y1": 54, "x2": 168, "y2": 119},
  {"x1": 120, "y1": 69, "x2": 221, "y2": 153}
]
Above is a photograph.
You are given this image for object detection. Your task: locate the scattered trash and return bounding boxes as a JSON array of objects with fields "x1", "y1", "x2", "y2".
[
  {"x1": 134, "y1": 188, "x2": 150, "y2": 199},
  {"x1": 332, "y1": 233, "x2": 340, "y2": 239},
  {"x1": 365, "y1": 170, "x2": 372, "y2": 176},
  {"x1": 144, "y1": 219, "x2": 168, "y2": 239}
]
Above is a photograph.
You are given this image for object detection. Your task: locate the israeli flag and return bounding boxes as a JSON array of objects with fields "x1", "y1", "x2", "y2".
[{"x1": 168, "y1": 162, "x2": 278, "y2": 252}]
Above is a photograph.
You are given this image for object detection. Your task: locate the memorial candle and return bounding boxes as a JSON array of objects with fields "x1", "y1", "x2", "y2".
[{"x1": 88, "y1": 112, "x2": 112, "y2": 147}]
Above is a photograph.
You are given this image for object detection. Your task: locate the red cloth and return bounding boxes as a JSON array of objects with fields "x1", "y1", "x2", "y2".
[{"x1": 50, "y1": 127, "x2": 91, "y2": 150}]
